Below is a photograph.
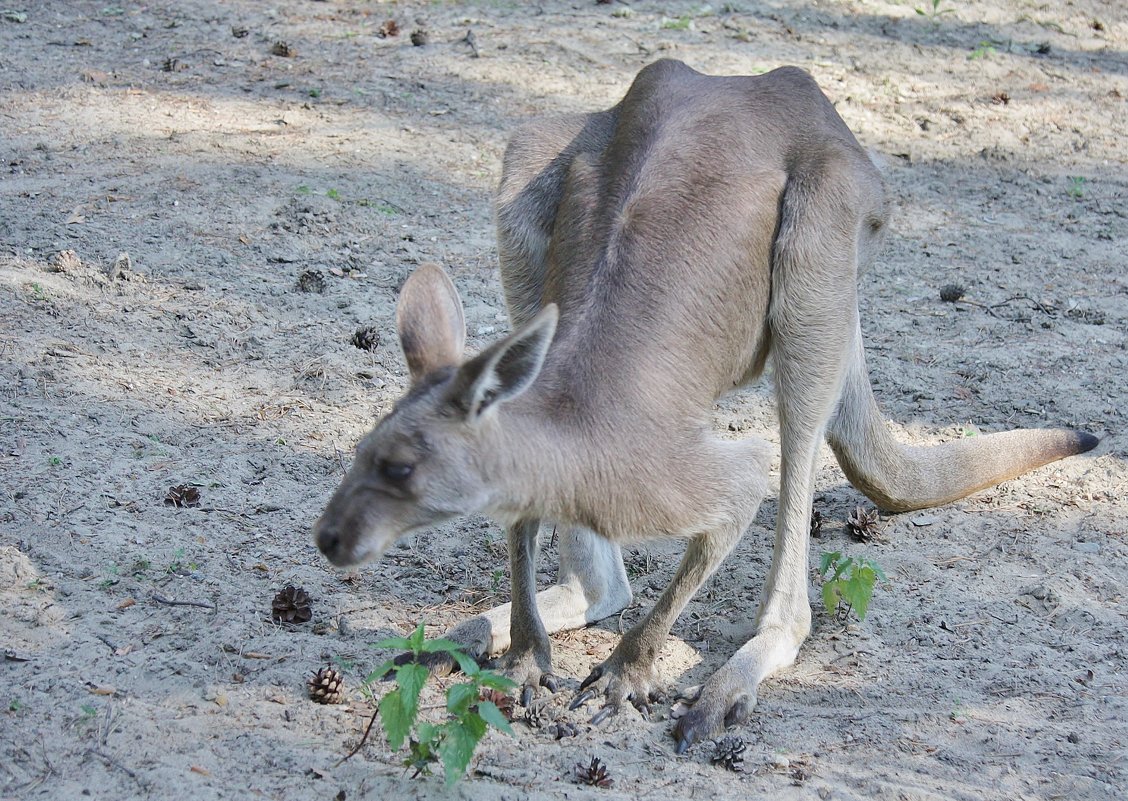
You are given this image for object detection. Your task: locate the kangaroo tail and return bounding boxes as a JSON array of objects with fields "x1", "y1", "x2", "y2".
[{"x1": 826, "y1": 336, "x2": 1098, "y2": 513}]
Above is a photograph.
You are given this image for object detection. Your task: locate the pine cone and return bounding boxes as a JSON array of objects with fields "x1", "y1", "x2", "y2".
[
  {"x1": 939, "y1": 283, "x2": 966, "y2": 303},
  {"x1": 575, "y1": 756, "x2": 613, "y2": 788},
  {"x1": 524, "y1": 701, "x2": 549, "y2": 729},
  {"x1": 351, "y1": 326, "x2": 381, "y2": 352},
  {"x1": 307, "y1": 666, "x2": 345, "y2": 704},
  {"x1": 410, "y1": 29, "x2": 428, "y2": 46},
  {"x1": 477, "y1": 688, "x2": 516, "y2": 721},
  {"x1": 271, "y1": 585, "x2": 313, "y2": 623},
  {"x1": 295, "y1": 269, "x2": 326, "y2": 294},
  {"x1": 711, "y1": 735, "x2": 746, "y2": 772},
  {"x1": 164, "y1": 484, "x2": 201, "y2": 508},
  {"x1": 846, "y1": 505, "x2": 881, "y2": 542}
]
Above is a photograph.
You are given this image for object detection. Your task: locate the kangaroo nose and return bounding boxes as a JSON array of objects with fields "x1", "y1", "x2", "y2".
[{"x1": 316, "y1": 524, "x2": 341, "y2": 558}]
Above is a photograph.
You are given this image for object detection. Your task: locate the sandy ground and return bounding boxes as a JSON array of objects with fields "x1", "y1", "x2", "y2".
[{"x1": 1, "y1": 1, "x2": 1126, "y2": 799}]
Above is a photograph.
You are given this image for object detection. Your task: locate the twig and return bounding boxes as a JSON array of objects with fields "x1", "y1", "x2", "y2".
[
  {"x1": 336, "y1": 708, "x2": 381, "y2": 766},
  {"x1": 460, "y1": 29, "x2": 479, "y2": 58},
  {"x1": 956, "y1": 294, "x2": 1056, "y2": 320},
  {"x1": 151, "y1": 593, "x2": 215, "y2": 610},
  {"x1": 87, "y1": 747, "x2": 138, "y2": 779}
]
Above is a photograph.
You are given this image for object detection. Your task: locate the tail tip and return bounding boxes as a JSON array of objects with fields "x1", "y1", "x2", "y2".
[{"x1": 1072, "y1": 430, "x2": 1100, "y2": 455}]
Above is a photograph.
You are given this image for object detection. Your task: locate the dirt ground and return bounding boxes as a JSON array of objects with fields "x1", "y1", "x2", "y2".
[{"x1": 1, "y1": 1, "x2": 1126, "y2": 799}]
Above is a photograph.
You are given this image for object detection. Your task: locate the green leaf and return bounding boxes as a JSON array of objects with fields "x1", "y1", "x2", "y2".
[
  {"x1": 378, "y1": 688, "x2": 411, "y2": 751},
  {"x1": 372, "y1": 635, "x2": 412, "y2": 651},
  {"x1": 396, "y1": 663, "x2": 428, "y2": 724},
  {"x1": 363, "y1": 658, "x2": 398, "y2": 685},
  {"x1": 477, "y1": 671, "x2": 517, "y2": 692},
  {"x1": 438, "y1": 720, "x2": 484, "y2": 787},
  {"x1": 475, "y1": 700, "x2": 514, "y2": 736},
  {"x1": 419, "y1": 637, "x2": 465, "y2": 654},
  {"x1": 417, "y1": 721, "x2": 442, "y2": 745},
  {"x1": 447, "y1": 682, "x2": 478, "y2": 716},
  {"x1": 822, "y1": 580, "x2": 842, "y2": 617},
  {"x1": 842, "y1": 566, "x2": 876, "y2": 620},
  {"x1": 407, "y1": 623, "x2": 427, "y2": 654}
]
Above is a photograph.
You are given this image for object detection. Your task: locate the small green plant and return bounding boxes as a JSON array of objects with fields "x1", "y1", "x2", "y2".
[
  {"x1": 364, "y1": 624, "x2": 515, "y2": 786},
  {"x1": 661, "y1": 14, "x2": 693, "y2": 30},
  {"x1": 48, "y1": 455, "x2": 61, "y2": 466},
  {"x1": 308, "y1": 87, "x2": 321, "y2": 98},
  {"x1": 915, "y1": 0, "x2": 954, "y2": 21},
  {"x1": 166, "y1": 547, "x2": 198, "y2": 575},
  {"x1": 489, "y1": 569, "x2": 505, "y2": 595},
  {"x1": 326, "y1": 188, "x2": 342, "y2": 201},
  {"x1": 8, "y1": 698, "x2": 23, "y2": 713},
  {"x1": 819, "y1": 551, "x2": 888, "y2": 622},
  {"x1": 295, "y1": 184, "x2": 312, "y2": 195},
  {"x1": 1067, "y1": 176, "x2": 1086, "y2": 199},
  {"x1": 969, "y1": 40, "x2": 997, "y2": 60},
  {"x1": 80, "y1": 703, "x2": 97, "y2": 720}
]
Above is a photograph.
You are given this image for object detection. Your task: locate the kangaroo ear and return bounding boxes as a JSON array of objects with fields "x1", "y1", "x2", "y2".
[
  {"x1": 395, "y1": 263, "x2": 467, "y2": 382},
  {"x1": 451, "y1": 304, "x2": 558, "y2": 421}
]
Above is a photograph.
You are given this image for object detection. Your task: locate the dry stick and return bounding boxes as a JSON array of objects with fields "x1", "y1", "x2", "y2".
[
  {"x1": 87, "y1": 748, "x2": 138, "y2": 779},
  {"x1": 151, "y1": 593, "x2": 216, "y2": 610},
  {"x1": 336, "y1": 708, "x2": 381, "y2": 767},
  {"x1": 957, "y1": 294, "x2": 1055, "y2": 319}
]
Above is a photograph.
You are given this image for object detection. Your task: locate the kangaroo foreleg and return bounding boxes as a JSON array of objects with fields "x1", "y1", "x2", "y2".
[
  {"x1": 571, "y1": 520, "x2": 745, "y2": 723},
  {"x1": 493, "y1": 519, "x2": 558, "y2": 702},
  {"x1": 407, "y1": 526, "x2": 632, "y2": 689}
]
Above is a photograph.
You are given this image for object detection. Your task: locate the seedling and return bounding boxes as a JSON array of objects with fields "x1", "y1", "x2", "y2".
[
  {"x1": 968, "y1": 40, "x2": 997, "y2": 60},
  {"x1": 661, "y1": 15, "x2": 693, "y2": 30},
  {"x1": 915, "y1": 0, "x2": 954, "y2": 21},
  {"x1": 8, "y1": 698, "x2": 24, "y2": 713},
  {"x1": 363, "y1": 624, "x2": 515, "y2": 786},
  {"x1": 1067, "y1": 176, "x2": 1086, "y2": 199},
  {"x1": 326, "y1": 188, "x2": 342, "y2": 201},
  {"x1": 819, "y1": 551, "x2": 888, "y2": 622}
]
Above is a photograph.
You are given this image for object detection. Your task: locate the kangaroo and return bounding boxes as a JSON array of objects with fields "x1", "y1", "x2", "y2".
[{"x1": 314, "y1": 59, "x2": 1097, "y2": 752}]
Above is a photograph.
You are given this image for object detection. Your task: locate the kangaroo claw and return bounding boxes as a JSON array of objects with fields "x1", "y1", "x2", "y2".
[
  {"x1": 590, "y1": 704, "x2": 618, "y2": 726},
  {"x1": 569, "y1": 689, "x2": 598, "y2": 710}
]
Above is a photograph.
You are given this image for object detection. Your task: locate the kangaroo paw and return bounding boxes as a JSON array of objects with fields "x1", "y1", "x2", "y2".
[
  {"x1": 569, "y1": 657, "x2": 661, "y2": 723},
  {"x1": 669, "y1": 680, "x2": 755, "y2": 754},
  {"x1": 492, "y1": 645, "x2": 558, "y2": 706}
]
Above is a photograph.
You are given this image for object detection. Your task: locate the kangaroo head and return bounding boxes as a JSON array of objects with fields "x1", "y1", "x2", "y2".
[{"x1": 314, "y1": 263, "x2": 558, "y2": 566}]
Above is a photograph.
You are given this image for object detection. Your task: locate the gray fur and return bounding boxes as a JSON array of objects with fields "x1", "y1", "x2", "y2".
[{"x1": 314, "y1": 59, "x2": 1097, "y2": 750}]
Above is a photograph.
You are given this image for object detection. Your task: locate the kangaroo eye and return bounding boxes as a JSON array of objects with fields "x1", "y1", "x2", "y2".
[{"x1": 380, "y1": 461, "x2": 414, "y2": 483}]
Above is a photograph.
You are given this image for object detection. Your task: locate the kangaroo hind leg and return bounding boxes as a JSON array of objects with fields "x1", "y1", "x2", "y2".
[{"x1": 673, "y1": 162, "x2": 874, "y2": 750}]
